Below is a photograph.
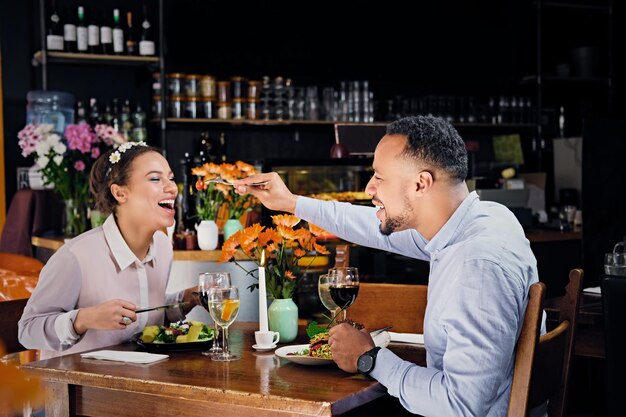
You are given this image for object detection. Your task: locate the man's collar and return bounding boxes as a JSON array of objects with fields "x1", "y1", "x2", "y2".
[
  {"x1": 102, "y1": 214, "x2": 156, "y2": 270},
  {"x1": 424, "y1": 191, "x2": 478, "y2": 254}
]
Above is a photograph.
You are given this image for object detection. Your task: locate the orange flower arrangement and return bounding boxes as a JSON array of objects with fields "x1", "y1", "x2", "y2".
[
  {"x1": 219, "y1": 214, "x2": 330, "y2": 299},
  {"x1": 191, "y1": 161, "x2": 259, "y2": 221}
]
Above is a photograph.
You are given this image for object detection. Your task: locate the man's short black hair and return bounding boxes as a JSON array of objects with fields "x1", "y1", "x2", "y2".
[{"x1": 387, "y1": 115, "x2": 468, "y2": 182}]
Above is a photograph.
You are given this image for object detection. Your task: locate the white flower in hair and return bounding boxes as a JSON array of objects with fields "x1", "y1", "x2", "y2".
[{"x1": 109, "y1": 141, "x2": 147, "y2": 165}]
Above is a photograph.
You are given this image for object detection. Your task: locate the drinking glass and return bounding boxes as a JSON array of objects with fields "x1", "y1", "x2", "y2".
[
  {"x1": 208, "y1": 286, "x2": 241, "y2": 361},
  {"x1": 318, "y1": 274, "x2": 340, "y2": 320},
  {"x1": 328, "y1": 267, "x2": 360, "y2": 321},
  {"x1": 198, "y1": 272, "x2": 231, "y2": 356}
]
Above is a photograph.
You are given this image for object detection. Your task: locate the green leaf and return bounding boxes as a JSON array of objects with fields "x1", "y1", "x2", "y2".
[{"x1": 306, "y1": 321, "x2": 328, "y2": 338}]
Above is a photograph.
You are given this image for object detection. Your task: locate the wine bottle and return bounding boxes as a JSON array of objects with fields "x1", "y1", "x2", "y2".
[
  {"x1": 100, "y1": 11, "x2": 112, "y2": 54},
  {"x1": 76, "y1": 100, "x2": 87, "y2": 124},
  {"x1": 125, "y1": 12, "x2": 137, "y2": 55},
  {"x1": 121, "y1": 99, "x2": 133, "y2": 140},
  {"x1": 138, "y1": 4, "x2": 155, "y2": 56},
  {"x1": 87, "y1": 7, "x2": 100, "y2": 54},
  {"x1": 46, "y1": 0, "x2": 64, "y2": 51},
  {"x1": 63, "y1": 7, "x2": 77, "y2": 52},
  {"x1": 76, "y1": 6, "x2": 88, "y2": 53},
  {"x1": 131, "y1": 103, "x2": 147, "y2": 142},
  {"x1": 112, "y1": 9, "x2": 124, "y2": 55}
]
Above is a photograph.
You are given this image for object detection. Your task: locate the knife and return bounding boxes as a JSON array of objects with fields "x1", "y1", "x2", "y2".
[
  {"x1": 135, "y1": 302, "x2": 189, "y2": 314},
  {"x1": 369, "y1": 325, "x2": 393, "y2": 336}
]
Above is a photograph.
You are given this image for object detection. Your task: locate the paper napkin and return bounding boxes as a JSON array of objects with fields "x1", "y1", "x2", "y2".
[
  {"x1": 80, "y1": 350, "x2": 169, "y2": 364},
  {"x1": 389, "y1": 332, "x2": 424, "y2": 345},
  {"x1": 583, "y1": 286, "x2": 601, "y2": 295}
]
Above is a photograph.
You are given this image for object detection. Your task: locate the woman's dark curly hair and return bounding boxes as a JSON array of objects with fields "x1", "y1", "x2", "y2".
[
  {"x1": 387, "y1": 115, "x2": 468, "y2": 183},
  {"x1": 89, "y1": 145, "x2": 161, "y2": 214}
]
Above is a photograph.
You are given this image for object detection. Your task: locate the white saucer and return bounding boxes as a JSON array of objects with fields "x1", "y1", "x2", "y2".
[{"x1": 252, "y1": 344, "x2": 277, "y2": 352}]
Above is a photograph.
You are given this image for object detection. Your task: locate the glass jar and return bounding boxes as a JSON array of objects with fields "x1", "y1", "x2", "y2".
[
  {"x1": 248, "y1": 80, "x2": 261, "y2": 101},
  {"x1": 152, "y1": 72, "x2": 163, "y2": 96},
  {"x1": 232, "y1": 98, "x2": 245, "y2": 120},
  {"x1": 26, "y1": 90, "x2": 75, "y2": 134},
  {"x1": 167, "y1": 73, "x2": 185, "y2": 96},
  {"x1": 152, "y1": 95, "x2": 162, "y2": 118},
  {"x1": 185, "y1": 96, "x2": 198, "y2": 118},
  {"x1": 185, "y1": 74, "x2": 201, "y2": 97},
  {"x1": 246, "y1": 99, "x2": 259, "y2": 120},
  {"x1": 169, "y1": 95, "x2": 184, "y2": 118},
  {"x1": 217, "y1": 101, "x2": 232, "y2": 119},
  {"x1": 200, "y1": 97, "x2": 215, "y2": 119},
  {"x1": 200, "y1": 75, "x2": 216, "y2": 98},
  {"x1": 231, "y1": 76, "x2": 246, "y2": 99},
  {"x1": 217, "y1": 81, "x2": 231, "y2": 103}
]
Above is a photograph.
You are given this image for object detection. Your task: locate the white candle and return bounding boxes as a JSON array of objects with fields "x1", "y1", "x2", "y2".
[{"x1": 258, "y1": 250, "x2": 269, "y2": 332}]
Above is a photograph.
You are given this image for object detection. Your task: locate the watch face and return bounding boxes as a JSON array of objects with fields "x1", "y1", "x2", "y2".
[{"x1": 358, "y1": 353, "x2": 374, "y2": 373}]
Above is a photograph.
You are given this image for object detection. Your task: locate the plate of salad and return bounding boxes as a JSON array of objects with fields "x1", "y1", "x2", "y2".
[{"x1": 132, "y1": 321, "x2": 215, "y2": 352}]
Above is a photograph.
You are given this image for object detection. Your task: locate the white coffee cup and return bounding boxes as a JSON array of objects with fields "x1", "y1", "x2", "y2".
[{"x1": 255, "y1": 330, "x2": 280, "y2": 347}]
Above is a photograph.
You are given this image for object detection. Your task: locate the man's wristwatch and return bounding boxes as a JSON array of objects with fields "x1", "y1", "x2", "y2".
[{"x1": 357, "y1": 347, "x2": 381, "y2": 375}]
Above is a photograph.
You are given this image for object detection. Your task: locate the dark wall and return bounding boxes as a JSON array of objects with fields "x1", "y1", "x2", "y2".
[{"x1": 2, "y1": 0, "x2": 624, "y2": 211}]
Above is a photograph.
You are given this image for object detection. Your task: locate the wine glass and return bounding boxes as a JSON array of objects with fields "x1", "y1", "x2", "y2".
[
  {"x1": 318, "y1": 274, "x2": 340, "y2": 321},
  {"x1": 208, "y1": 286, "x2": 241, "y2": 361},
  {"x1": 328, "y1": 267, "x2": 360, "y2": 321},
  {"x1": 198, "y1": 272, "x2": 231, "y2": 356}
]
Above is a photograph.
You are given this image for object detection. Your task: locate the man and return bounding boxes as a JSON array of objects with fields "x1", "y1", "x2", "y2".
[{"x1": 236, "y1": 115, "x2": 540, "y2": 417}]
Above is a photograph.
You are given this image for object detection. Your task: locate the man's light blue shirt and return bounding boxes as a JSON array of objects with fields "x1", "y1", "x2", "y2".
[{"x1": 296, "y1": 191, "x2": 540, "y2": 417}]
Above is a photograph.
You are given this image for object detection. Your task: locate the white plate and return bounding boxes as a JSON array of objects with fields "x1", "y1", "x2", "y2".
[
  {"x1": 274, "y1": 344, "x2": 334, "y2": 366},
  {"x1": 274, "y1": 332, "x2": 391, "y2": 366}
]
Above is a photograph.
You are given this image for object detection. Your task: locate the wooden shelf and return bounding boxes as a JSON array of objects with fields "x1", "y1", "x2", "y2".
[
  {"x1": 31, "y1": 236, "x2": 252, "y2": 262},
  {"x1": 155, "y1": 118, "x2": 535, "y2": 130},
  {"x1": 33, "y1": 51, "x2": 159, "y2": 66},
  {"x1": 521, "y1": 75, "x2": 611, "y2": 86}
]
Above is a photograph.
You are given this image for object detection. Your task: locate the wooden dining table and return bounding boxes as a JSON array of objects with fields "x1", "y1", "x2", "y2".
[{"x1": 23, "y1": 322, "x2": 426, "y2": 417}]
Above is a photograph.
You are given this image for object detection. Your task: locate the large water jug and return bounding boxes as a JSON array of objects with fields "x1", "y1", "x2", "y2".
[{"x1": 26, "y1": 90, "x2": 75, "y2": 134}]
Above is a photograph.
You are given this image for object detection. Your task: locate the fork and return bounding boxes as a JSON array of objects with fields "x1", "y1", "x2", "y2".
[
  {"x1": 204, "y1": 177, "x2": 269, "y2": 187},
  {"x1": 369, "y1": 325, "x2": 393, "y2": 336}
]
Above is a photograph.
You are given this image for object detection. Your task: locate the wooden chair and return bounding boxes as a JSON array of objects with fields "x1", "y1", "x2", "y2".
[
  {"x1": 0, "y1": 297, "x2": 28, "y2": 354},
  {"x1": 333, "y1": 244, "x2": 350, "y2": 269},
  {"x1": 531, "y1": 268, "x2": 583, "y2": 417},
  {"x1": 347, "y1": 283, "x2": 427, "y2": 333},
  {"x1": 508, "y1": 269, "x2": 583, "y2": 417},
  {"x1": 508, "y1": 282, "x2": 546, "y2": 417}
]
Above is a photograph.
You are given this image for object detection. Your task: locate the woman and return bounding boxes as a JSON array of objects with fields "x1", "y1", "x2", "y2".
[{"x1": 18, "y1": 142, "x2": 198, "y2": 358}]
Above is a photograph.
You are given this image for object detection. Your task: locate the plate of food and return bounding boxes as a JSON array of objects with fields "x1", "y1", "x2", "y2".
[
  {"x1": 132, "y1": 321, "x2": 215, "y2": 352},
  {"x1": 275, "y1": 320, "x2": 390, "y2": 366}
]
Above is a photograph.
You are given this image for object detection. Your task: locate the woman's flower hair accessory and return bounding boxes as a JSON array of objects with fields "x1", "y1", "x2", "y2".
[{"x1": 108, "y1": 141, "x2": 148, "y2": 165}]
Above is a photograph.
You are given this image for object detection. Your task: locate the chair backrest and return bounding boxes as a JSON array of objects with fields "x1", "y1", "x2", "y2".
[
  {"x1": 346, "y1": 283, "x2": 427, "y2": 333},
  {"x1": 601, "y1": 274, "x2": 626, "y2": 417},
  {"x1": 0, "y1": 298, "x2": 28, "y2": 354},
  {"x1": 508, "y1": 281, "x2": 546, "y2": 417},
  {"x1": 333, "y1": 244, "x2": 350, "y2": 269},
  {"x1": 530, "y1": 268, "x2": 583, "y2": 417}
]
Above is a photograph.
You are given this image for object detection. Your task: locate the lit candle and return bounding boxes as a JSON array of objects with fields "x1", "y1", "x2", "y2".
[{"x1": 258, "y1": 250, "x2": 269, "y2": 332}]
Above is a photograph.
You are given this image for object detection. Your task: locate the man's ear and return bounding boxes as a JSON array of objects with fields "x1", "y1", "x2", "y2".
[
  {"x1": 416, "y1": 170, "x2": 434, "y2": 193},
  {"x1": 110, "y1": 184, "x2": 127, "y2": 204}
]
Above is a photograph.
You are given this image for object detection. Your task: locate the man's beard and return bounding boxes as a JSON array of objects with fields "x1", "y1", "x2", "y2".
[{"x1": 379, "y1": 199, "x2": 413, "y2": 236}]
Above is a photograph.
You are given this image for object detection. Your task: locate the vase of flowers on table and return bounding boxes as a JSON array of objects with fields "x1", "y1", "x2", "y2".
[
  {"x1": 219, "y1": 214, "x2": 330, "y2": 341},
  {"x1": 18, "y1": 123, "x2": 123, "y2": 237}
]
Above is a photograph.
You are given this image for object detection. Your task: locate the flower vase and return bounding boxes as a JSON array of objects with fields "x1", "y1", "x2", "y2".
[
  {"x1": 196, "y1": 220, "x2": 219, "y2": 250},
  {"x1": 63, "y1": 198, "x2": 88, "y2": 238},
  {"x1": 223, "y1": 218, "x2": 244, "y2": 241},
  {"x1": 268, "y1": 298, "x2": 298, "y2": 343}
]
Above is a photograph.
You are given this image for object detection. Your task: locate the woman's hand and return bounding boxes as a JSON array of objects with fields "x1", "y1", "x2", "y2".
[
  {"x1": 234, "y1": 172, "x2": 298, "y2": 214},
  {"x1": 181, "y1": 287, "x2": 200, "y2": 314},
  {"x1": 73, "y1": 299, "x2": 137, "y2": 334}
]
